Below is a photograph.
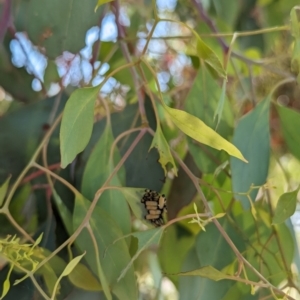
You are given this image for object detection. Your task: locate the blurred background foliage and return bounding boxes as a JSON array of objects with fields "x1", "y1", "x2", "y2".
[{"x1": 0, "y1": 0, "x2": 300, "y2": 299}]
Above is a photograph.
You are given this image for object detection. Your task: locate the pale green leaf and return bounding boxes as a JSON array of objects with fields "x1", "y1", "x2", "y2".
[
  {"x1": 162, "y1": 104, "x2": 247, "y2": 162},
  {"x1": 0, "y1": 175, "x2": 11, "y2": 207},
  {"x1": 0, "y1": 265, "x2": 13, "y2": 300},
  {"x1": 51, "y1": 253, "x2": 85, "y2": 300},
  {"x1": 213, "y1": 79, "x2": 227, "y2": 129},
  {"x1": 178, "y1": 265, "x2": 229, "y2": 281},
  {"x1": 196, "y1": 38, "x2": 226, "y2": 78},
  {"x1": 272, "y1": 187, "x2": 300, "y2": 224},
  {"x1": 60, "y1": 86, "x2": 99, "y2": 168},
  {"x1": 149, "y1": 126, "x2": 178, "y2": 175},
  {"x1": 68, "y1": 263, "x2": 102, "y2": 291},
  {"x1": 95, "y1": 0, "x2": 113, "y2": 12},
  {"x1": 62, "y1": 254, "x2": 85, "y2": 277},
  {"x1": 118, "y1": 228, "x2": 164, "y2": 281}
]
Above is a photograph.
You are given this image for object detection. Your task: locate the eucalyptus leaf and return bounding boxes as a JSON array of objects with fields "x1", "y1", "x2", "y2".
[
  {"x1": 272, "y1": 187, "x2": 300, "y2": 224},
  {"x1": 60, "y1": 86, "x2": 99, "y2": 168}
]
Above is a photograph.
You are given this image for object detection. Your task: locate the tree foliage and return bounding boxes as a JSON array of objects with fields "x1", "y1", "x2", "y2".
[{"x1": 0, "y1": 0, "x2": 300, "y2": 299}]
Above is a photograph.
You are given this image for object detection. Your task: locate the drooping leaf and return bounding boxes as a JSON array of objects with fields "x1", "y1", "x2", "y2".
[
  {"x1": 0, "y1": 176, "x2": 11, "y2": 207},
  {"x1": 13, "y1": 0, "x2": 104, "y2": 59},
  {"x1": 60, "y1": 86, "x2": 99, "y2": 168},
  {"x1": 276, "y1": 104, "x2": 300, "y2": 161},
  {"x1": 184, "y1": 65, "x2": 234, "y2": 173},
  {"x1": 162, "y1": 103, "x2": 247, "y2": 162},
  {"x1": 177, "y1": 265, "x2": 229, "y2": 281},
  {"x1": 81, "y1": 124, "x2": 131, "y2": 235},
  {"x1": 68, "y1": 263, "x2": 102, "y2": 291},
  {"x1": 231, "y1": 100, "x2": 270, "y2": 209},
  {"x1": 272, "y1": 187, "x2": 300, "y2": 224},
  {"x1": 149, "y1": 125, "x2": 178, "y2": 175},
  {"x1": 73, "y1": 193, "x2": 137, "y2": 300}
]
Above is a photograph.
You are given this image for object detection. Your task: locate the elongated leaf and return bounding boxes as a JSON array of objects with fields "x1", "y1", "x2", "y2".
[
  {"x1": 118, "y1": 228, "x2": 164, "y2": 281},
  {"x1": 149, "y1": 126, "x2": 178, "y2": 175},
  {"x1": 272, "y1": 187, "x2": 299, "y2": 224},
  {"x1": 68, "y1": 263, "x2": 102, "y2": 291},
  {"x1": 51, "y1": 189, "x2": 73, "y2": 234},
  {"x1": 163, "y1": 104, "x2": 246, "y2": 162},
  {"x1": 178, "y1": 265, "x2": 228, "y2": 281},
  {"x1": 60, "y1": 86, "x2": 99, "y2": 168},
  {"x1": 0, "y1": 176, "x2": 11, "y2": 207},
  {"x1": 184, "y1": 65, "x2": 233, "y2": 173},
  {"x1": 61, "y1": 254, "x2": 85, "y2": 277},
  {"x1": 73, "y1": 194, "x2": 137, "y2": 300},
  {"x1": 290, "y1": 7, "x2": 300, "y2": 82},
  {"x1": 81, "y1": 124, "x2": 130, "y2": 235},
  {"x1": 276, "y1": 105, "x2": 300, "y2": 161},
  {"x1": 231, "y1": 100, "x2": 270, "y2": 209}
]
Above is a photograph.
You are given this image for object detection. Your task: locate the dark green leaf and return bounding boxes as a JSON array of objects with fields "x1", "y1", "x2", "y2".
[
  {"x1": 276, "y1": 105, "x2": 300, "y2": 161},
  {"x1": 0, "y1": 176, "x2": 10, "y2": 207},
  {"x1": 81, "y1": 124, "x2": 131, "y2": 235},
  {"x1": 13, "y1": 0, "x2": 104, "y2": 58},
  {"x1": 60, "y1": 86, "x2": 99, "y2": 168},
  {"x1": 231, "y1": 100, "x2": 270, "y2": 209},
  {"x1": 272, "y1": 187, "x2": 299, "y2": 224},
  {"x1": 73, "y1": 194, "x2": 137, "y2": 300}
]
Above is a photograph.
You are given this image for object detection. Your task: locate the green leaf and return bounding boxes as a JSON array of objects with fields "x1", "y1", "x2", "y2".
[
  {"x1": 60, "y1": 86, "x2": 99, "y2": 168},
  {"x1": 51, "y1": 253, "x2": 85, "y2": 299},
  {"x1": 51, "y1": 189, "x2": 73, "y2": 234},
  {"x1": 178, "y1": 265, "x2": 229, "y2": 281},
  {"x1": 214, "y1": 79, "x2": 227, "y2": 129},
  {"x1": 44, "y1": 60, "x2": 60, "y2": 90},
  {"x1": 231, "y1": 100, "x2": 270, "y2": 209},
  {"x1": 118, "y1": 228, "x2": 164, "y2": 281},
  {"x1": 60, "y1": 254, "x2": 85, "y2": 277},
  {"x1": 0, "y1": 265, "x2": 13, "y2": 300},
  {"x1": 0, "y1": 176, "x2": 11, "y2": 207},
  {"x1": 149, "y1": 126, "x2": 178, "y2": 175},
  {"x1": 13, "y1": 0, "x2": 105, "y2": 59},
  {"x1": 276, "y1": 105, "x2": 300, "y2": 161},
  {"x1": 73, "y1": 194, "x2": 137, "y2": 300},
  {"x1": 162, "y1": 104, "x2": 247, "y2": 162},
  {"x1": 68, "y1": 263, "x2": 102, "y2": 291},
  {"x1": 184, "y1": 65, "x2": 234, "y2": 173},
  {"x1": 119, "y1": 187, "x2": 148, "y2": 221},
  {"x1": 95, "y1": 0, "x2": 113, "y2": 12},
  {"x1": 196, "y1": 38, "x2": 226, "y2": 78},
  {"x1": 81, "y1": 124, "x2": 131, "y2": 235},
  {"x1": 158, "y1": 225, "x2": 194, "y2": 286},
  {"x1": 272, "y1": 187, "x2": 300, "y2": 224}
]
